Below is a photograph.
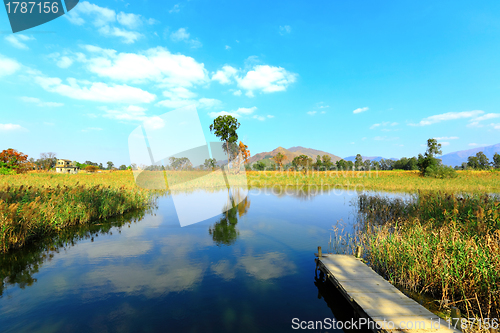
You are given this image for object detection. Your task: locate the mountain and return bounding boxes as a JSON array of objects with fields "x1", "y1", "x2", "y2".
[
  {"x1": 439, "y1": 143, "x2": 500, "y2": 167},
  {"x1": 344, "y1": 156, "x2": 396, "y2": 162},
  {"x1": 248, "y1": 146, "x2": 342, "y2": 165}
]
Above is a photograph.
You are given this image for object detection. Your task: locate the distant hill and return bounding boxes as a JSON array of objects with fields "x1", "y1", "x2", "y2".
[
  {"x1": 440, "y1": 143, "x2": 500, "y2": 167},
  {"x1": 344, "y1": 156, "x2": 396, "y2": 162},
  {"x1": 248, "y1": 146, "x2": 342, "y2": 165}
]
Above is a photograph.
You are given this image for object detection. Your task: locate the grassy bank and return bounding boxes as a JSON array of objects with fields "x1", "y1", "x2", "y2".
[
  {"x1": 356, "y1": 192, "x2": 500, "y2": 319},
  {"x1": 0, "y1": 172, "x2": 153, "y2": 252},
  {"x1": 247, "y1": 170, "x2": 500, "y2": 193}
]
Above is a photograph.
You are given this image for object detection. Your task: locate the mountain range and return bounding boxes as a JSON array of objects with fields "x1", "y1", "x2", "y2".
[
  {"x1": 439, "y1": 143, "x2": 500, "y2": 167},
  {"x1": 249, "y1": 143, "x2": 500, "y2": 167},
  {"x1": 343, "y1": 156, "x2": 396, "y2": 162},
  {"x1": 247, "y1": 146, "x2": 342, "y2": 165}
]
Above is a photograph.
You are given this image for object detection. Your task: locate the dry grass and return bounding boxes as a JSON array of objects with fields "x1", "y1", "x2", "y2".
[
  {"x1": 246, "y1": 170, "x2": 500, "y2": 193},
  {"x1": 0, "y1": 171, "x2": 153, "y2": 252},
  {"x1": 356, "y1": 192, "x2": 500, "y2": 321}
]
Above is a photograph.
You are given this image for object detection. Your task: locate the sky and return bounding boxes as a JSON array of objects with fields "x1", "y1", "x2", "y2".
[{"x1": 1, "y1": 0, "x2": 500, "y2": 166}]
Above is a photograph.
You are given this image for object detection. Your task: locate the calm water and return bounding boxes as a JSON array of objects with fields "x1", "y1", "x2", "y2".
[{"x1": 0, "y1": 188, "x2": 404, "y2": 333}]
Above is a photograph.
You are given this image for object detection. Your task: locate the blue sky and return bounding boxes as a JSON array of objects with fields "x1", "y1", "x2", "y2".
[{"x1": 1, "y1": 0, "x2": 500, "y2": 166}]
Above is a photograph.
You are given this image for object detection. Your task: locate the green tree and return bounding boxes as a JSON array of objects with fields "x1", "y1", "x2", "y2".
[
  {"x1": 371, "y1": 160, "x2": 380, "y2": 170},
  {"x1": 476, "y1": 152, "x2": 490, "y2": 170},
  {"x1": 321, "y1": 155, "x2": 333, "y2": 170},
  {"x1": 292, "y1": 155, "x2": 313, "y2": 173},
  {"x1": 363, "y1": 159, "x2": 371, "y2": 171},
  {"x1": 354, "y1": 154, "x2": 363, "y2": 170},
  {"x1": 119, "y1": 165, "x2": 127, "y2": 170},
  {"x1": 417, "y1": 138, "x2": 442, "y2": 176},
  {"x1": 336, "y1": 159, "x2": 348, "y2": 171},
  {"x1": 253, "y1": 160, "x2": 266, "y2": 171},
  {"x1": 106, "y1": 161, "x2": 114, "y2": 170},
  {"x1": 314, "y1": 155, "x2": 322, "y2": 170},
  {"x1": 493, "y1": 153, "x2": 500, "y2": 169},
  {"x1": 209, "y1": 115, "x2": 241, "y2": 162},
  {"x1": 204, "y1": 158, "x2": 217, "y2": 171}
]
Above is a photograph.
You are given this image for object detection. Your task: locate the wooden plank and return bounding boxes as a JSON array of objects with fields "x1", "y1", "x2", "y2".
[{"x1": 316, "y1": 254, "x2": 460, "y2": 333}]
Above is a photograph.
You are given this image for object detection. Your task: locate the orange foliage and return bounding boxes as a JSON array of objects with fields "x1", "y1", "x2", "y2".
[
  {"x1": 239, "y1": 141, "x2": 250, "y2": 163},
  {"x1": 0, "y1": 148, "x2": 30, "y2": 173}
]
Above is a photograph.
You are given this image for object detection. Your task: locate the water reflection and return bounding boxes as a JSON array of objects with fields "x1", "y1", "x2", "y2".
[
  {"x1": 0, "y1": 209, "x2": 147, "y2": 297},
  {"x1": 209, "y1": 188, "x2": 250, "y2": 246}
]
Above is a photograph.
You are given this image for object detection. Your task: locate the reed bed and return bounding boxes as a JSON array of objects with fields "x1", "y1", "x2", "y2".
[
  {"x1": 356, "y1": 192, "x2": 500, "y2": 320},
  {"x1": 0, "y1": 175, "x2": 152, "y2": 252}
]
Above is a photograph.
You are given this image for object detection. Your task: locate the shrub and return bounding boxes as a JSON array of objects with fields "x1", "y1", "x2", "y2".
[
  {"x1": 424, "y1": 165, "x2": 458, "y2": 179},
  {"x1": 85, "y1": 165, "x2": 99, "y2": 173}
]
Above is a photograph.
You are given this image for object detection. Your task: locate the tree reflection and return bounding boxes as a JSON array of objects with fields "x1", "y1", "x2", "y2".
[{"x1": 208, "y1": 188, "x2": 250, "y2": 246}]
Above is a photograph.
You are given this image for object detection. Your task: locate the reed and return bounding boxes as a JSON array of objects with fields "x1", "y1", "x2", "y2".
[
  {"x1": 356, "y1": 192, "x2": 500, "y2": 319},
  {"x1": 0, "y1": 183, "x2": 152, "y2": 252}
]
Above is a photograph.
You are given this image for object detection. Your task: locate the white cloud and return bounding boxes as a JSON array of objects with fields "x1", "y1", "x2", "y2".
[
  {"x1": 374, "y1": 136, "x2": 399, "y2": 141},
  {"x1": 102, "y1": 105, "x2": 146, "y2": 121},
  {"x1": 163, "y1": 87, "x2": 197, "y2": 100},
  {"x1": 233, "y1": 90, "x2": 242, "y2": 96},
  {"x1": 84, "y1": 46, "x2": 208, "y2": 87},
  {"x1": 267, "y1": 115, "x2": 274, "y2": 118},
  {"x1": 434, "y1": 136, "x2": 459, "y2": 140},
  {"x1": 0, "y1": 54, "x2": 21, "y2": 77},
  {"x1": 0, "y1": 123, "x2": 26, "y2": 131},
  {"x1": 236, "y1": 65, "x2": 297, "y2": 95},
  {"x1": 212, "y1": 65, "x2": 238, "y2": 85},
  {"x1": 66, "y1": 2, "x2": 146, "y2": 44},
  {"x1": 169, "y1": 4, "x2": 180, "y2": 13},
  {"x1": 170, "y1": 28, "x2": 202, "y2": 48},
  {"x1": 20, "y1": 96, "x2": 64, "y2": 107},
  {"x1": 472, "y1": 113, "x2": 500, "y2": 122},
  {"x1": 156, "y1": 97, "x2": 222, "y2": 109},
  {"x1": 253, "y1": 115, "x2": 266, "y2": 121},
  {"x1": 5, "y1": 34, "x2": 34, "y2": 49},
  {"x1": 35, "y1": 76, "x2": 156, "y2": 104},
  {"x1": 225, "y1": 45, "x2": 231, "y2": 50},
  {"x1": 170, "y1": 28, "x2": 190, "y2": 41},
  {"x1": 353, "y1": 107, "x2": 369, "y2": 114},
  {"x1": 98, "y1": 25, "x2": 142, "y2": 44},
  {"x1": 66, "y1": 1, "x2": 116, "y2": 27},
  {"x1": 209, "y1": 106, "x2": 258, "y2": 119},
  {"x1": 410, "y1": 110, "x2": 484, "y2": 126},
  {"x1": 245, "y1": 90, "x2": 255, "y2": 98},
  {"x1": 492, "y1": 123, "x2": 500, "y2": 130},
  {"x1": 117, "y1": 12, "x2": 142, "y2": 29},
  {"x1": 440, "y1": 142, "x2": 450, "y2": 146},
  {"x1": 321, "y1": 111, "x2": 326, "y2": 114},
  {"x1": 279, "y1": 25, "x2": 291, "y2": 35},
  {"x1": 57, "y1": 56, "x2": 73, "y2": 68},
  {"x1": 81, "y1": 127, "x2": 103, "y2": 132},
  {"x1": 307, "y1": 111, "x2": 317, "y2": 115}
]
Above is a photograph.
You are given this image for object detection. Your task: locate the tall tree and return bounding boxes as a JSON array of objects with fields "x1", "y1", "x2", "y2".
[
  {"x1": 292, "y1": 155, "x2": 312, "y2": 173},
  {"x1": 39, "y1": 152, "x2": 57, "y2": 170},
  {"x1": 476, "y1": 152, "x2": 490, "y2": 170},
  {"x1": 321, "y1": 155, "x2": 332, "y2": 170},
  {"x1": 106, "y1": 161, "x2": 114, "y2": 170},
  {"x1": 493, "y1": 153, "x2": 500, "y2": 169},
  {"x1": 273, "y1": 152, "x2": 287, "y2": 170},
  {"x1": 417, "y1": 138, "x2": 442, "y2": 175},
  {"x1": 209, "y1": 115, "x2": 241, "y2": 163},
  {"x1": 354, "y1": 154, "x2": 363, "y2": 170}
]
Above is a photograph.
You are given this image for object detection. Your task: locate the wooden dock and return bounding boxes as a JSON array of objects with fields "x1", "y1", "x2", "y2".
[{"x1": 315, "y1": 253, "x2": 461, "y2": 333}]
